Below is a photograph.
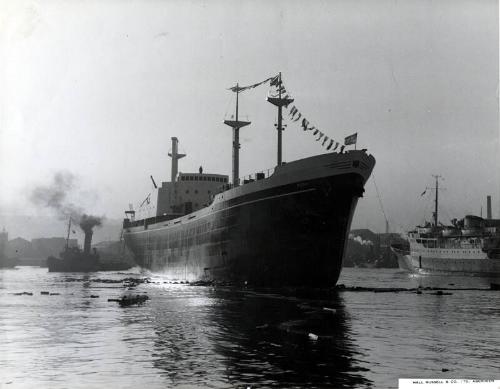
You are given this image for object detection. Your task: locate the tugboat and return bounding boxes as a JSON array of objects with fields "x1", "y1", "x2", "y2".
[
  {"x1": 47, "y1": 217, "x2": 100, "y2": 272},
  {"x1": 123, "y1": 74, "x2": 376, "y2": 287},
  {"x1": 392, "y1": 176, "x2": 500, "y2": 276}
]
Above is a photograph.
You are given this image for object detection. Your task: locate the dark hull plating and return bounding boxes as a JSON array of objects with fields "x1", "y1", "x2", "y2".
[
  {"x1": 47, "y1": 251, "x2": 100, "y2": 272},
  {"x1": 124, "y1": 173, "x2": 365, "y2": 287}
]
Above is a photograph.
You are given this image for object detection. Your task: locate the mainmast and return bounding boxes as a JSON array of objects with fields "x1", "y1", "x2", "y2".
[
  {"x1": 432, "y1": 174, "x2": 442, "y2": 227},
  {"x1": 224, "y1": 84, "x2": 251, "y2": 187},
  {"x1": 267, "y1": 72, "x2": 294, "y2": 166}
]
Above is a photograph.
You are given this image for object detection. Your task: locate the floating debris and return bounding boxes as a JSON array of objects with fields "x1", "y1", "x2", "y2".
[
  {"x1": 336, "y1": 285, "x2": 491, "y2": 293},
  {"x1": 12, "y1": 292, "x2": 33, "y2": 296},
  {"x1": 90, "y1": 295, "x2": 99, "y2": 298},
  {"x1": 108, "y1": 294, "x2": 149, "y2": 307},
  {"x1": 119, "y1": 295, "x2": 149, "y2": 307},
  {"x1": 432, "y1": 291, "x2": 452, "y2": 296},
  {"x1": 189, "y1": 280, "x2": 214, "y2": 286},
  {"x1": 63, "y1": 277, "x2": 150, "y2": 285},
  {"x1": 308, "y1": 333, "x2": 319, "y2": 341},
  {"x1": 40, "y1": 291, "x2": 50, "y2": 295},
  {"x1": 49, "y1": 293, "x2": 60, "y2": 296}
]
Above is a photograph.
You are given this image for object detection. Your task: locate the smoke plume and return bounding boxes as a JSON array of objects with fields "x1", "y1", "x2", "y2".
[
  {"x1": 79, "y1": 214, "x2": 102, "y2": 233},
  {"x1": 350, "y1": 235, "x2": 374, "y2": 246},
  {"x1": 30, "y1": 171, "x2": 104, "y2": 233}
]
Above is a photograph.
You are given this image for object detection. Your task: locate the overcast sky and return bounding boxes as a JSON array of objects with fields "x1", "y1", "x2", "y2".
[{"x1": 1, "y1": 0, "x2": 498, "y2": 238}]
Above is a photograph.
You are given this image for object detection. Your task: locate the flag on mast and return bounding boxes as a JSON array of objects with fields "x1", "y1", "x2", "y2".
[{"x1": 344, "y1": 132, "x2": 357, "y2": 146}]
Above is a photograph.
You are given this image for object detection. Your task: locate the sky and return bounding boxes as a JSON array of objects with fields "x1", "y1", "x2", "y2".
[{"x1": 0, "y1": 0, "x2": 498, "y2": 240}]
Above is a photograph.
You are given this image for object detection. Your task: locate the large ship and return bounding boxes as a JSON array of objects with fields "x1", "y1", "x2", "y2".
[
  {"x1": 122, "y1": 74, "x2": 375, "y2": 286},
  {"x1": 391, "y1": 176, "x2": 500, "y2": 276}
]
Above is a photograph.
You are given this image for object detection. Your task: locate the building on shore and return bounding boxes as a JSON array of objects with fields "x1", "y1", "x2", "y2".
[{"x1": 5, "y1": 236, "x2": 78, "y2": 266}]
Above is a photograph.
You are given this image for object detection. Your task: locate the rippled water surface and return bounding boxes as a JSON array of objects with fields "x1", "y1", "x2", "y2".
[{"x1": 1, "y1": 266, "x2": 499, "y2": 388}]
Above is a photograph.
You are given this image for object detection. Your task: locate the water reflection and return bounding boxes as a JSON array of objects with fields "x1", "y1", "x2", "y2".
[
  {"x1": 2, "y1": 267, "x2": 499, "y2": 388},
  {"x1": 148, "y1": 287, "x2": 372, "y2": 388}
]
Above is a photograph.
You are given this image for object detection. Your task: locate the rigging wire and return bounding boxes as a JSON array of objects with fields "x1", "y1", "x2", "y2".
[
  {"x1": 223, "y1": 93, "x2": 234, "y2": 119},
  {"x1": 372, "y1": 173, "x2": 389, "y2": 229}
]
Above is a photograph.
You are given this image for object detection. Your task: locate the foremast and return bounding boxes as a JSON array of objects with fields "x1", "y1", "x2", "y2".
[
  {"x1": 267, "y1": 72, "x2": 294, "y2": 166},
  {"x1": 65, "y1": 217, "x2": 72, "y2": 251}
]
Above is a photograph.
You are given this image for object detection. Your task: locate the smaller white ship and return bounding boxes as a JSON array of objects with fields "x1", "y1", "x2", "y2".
[{"x1": 392, "y1": 176, "x2": 500, "y2": 276}]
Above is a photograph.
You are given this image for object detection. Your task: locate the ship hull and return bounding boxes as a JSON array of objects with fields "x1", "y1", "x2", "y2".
[
  {"x1": 124, "y1": 151, "x2": 374, "y2": 287},
  {"x1": 47, "y1": 254, "x2": 100, "y2": 273},
  {"x1": 390, "y1": 244, "x2": 412, "y2": 271},
  {"x1": 406, "y1": 254, "x2": 500, "y2": 276},
  {"x1": 397, "y1": 256, "x2": 412, "y2": 272},
  {"x1": 402, "y1": 235, "x2": 500, "y2": 276},
  {"x1": 393, "y1": 253, "x2": 413, "y2": 272}
]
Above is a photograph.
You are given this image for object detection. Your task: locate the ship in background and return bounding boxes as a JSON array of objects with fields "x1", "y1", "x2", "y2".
[
  {"x1": 47, "y1": 217, "x2": 100, "y2": 272},
  {"x1": 391, "y1": 176, "x2": 500, "y2": 276},
  {"x1": 47, "y1": 217, "x2": 135, "y2": 272},
  {"x1": 123, "y1": 74, "x2": 375, "y2": 287}
]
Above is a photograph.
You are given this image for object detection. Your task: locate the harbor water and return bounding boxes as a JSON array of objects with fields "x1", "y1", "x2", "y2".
[{"x1": 1, "y1": 266, "x2": 499, "y2": 388}]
